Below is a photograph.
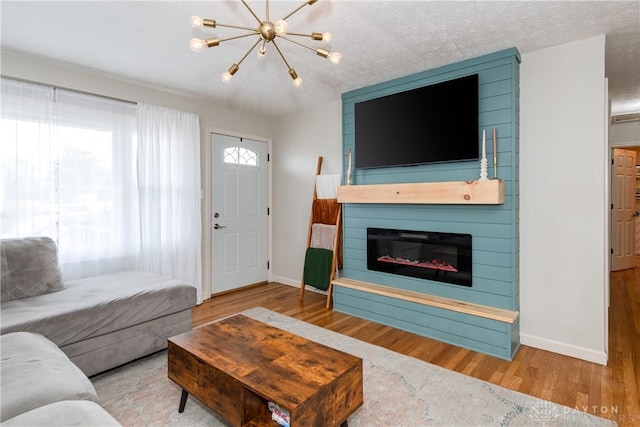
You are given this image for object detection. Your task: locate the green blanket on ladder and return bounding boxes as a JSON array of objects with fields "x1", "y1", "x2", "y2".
[{"x1": 303, "y1": 247, "x2": 333, "y2": 291}]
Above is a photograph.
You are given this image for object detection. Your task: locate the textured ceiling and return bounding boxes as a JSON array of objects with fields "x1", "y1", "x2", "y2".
[{"x1": 1, "y1": 1, "x2": 638, "y2": 117}]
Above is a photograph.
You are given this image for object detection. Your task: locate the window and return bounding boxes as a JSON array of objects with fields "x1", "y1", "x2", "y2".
[
  {"x1": 223, "y1": 146, "x2": 258, "y2": 166},
  {"x1": 1, "y1": 77, "x2": 139, "y2": 279}
]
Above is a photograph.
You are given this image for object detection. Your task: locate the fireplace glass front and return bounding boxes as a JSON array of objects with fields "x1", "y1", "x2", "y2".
[{"x1": 367, "y1": 228, "x2": 472, "y2": 287}]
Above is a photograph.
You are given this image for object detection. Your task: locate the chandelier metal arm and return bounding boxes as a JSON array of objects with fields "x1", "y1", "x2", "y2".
[
  {"x1": 216, "y1": 32, "x2": 261, "y2": 44},
  {"x1": 277, "y1": 34, "x2": 320, "y2": 54},
  {"x1": 280, "y1": 0, "x2": 318, "y2": 22},
  {"x1": 236, "y1": 38, "x2": 263, "y2": 67},
  {"x1": 285, "y1": 31, "x2": 325, "y2": 40},
  {"x1": 241, "y1": 0, "x2": 262, "y2": 25},
  {"x1": 213, "y1": 22, "x2": 260, "y2": 32},
  {"x1": 270, "y1": 39, "x2": 293, "y2": 70},
  {"x1": 276, "y1": 35, "x2": 337, "y2": 62}
]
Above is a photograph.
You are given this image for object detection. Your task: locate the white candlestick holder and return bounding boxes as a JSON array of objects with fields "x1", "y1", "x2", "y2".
[{"x1": 479, "y1": 157, "x2": 489, "y2": 181}]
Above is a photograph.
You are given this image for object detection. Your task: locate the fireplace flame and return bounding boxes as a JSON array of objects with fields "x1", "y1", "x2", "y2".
[{"x1": 378, "y1": 255, "x2": 458, "y2": 273}]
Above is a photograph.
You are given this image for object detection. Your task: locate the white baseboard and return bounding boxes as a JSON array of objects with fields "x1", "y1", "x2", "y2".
[
  {"x1": 520, "y1": 333, "x2": 608, "y2": 365},
  {"x1": 271, "y1": 275, "x2": 328, "y2": 295},
  {"x1": 271, "y1": 275, "x2": 298, "y2": 288}
]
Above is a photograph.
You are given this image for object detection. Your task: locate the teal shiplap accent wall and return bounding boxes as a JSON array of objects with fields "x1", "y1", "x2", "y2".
[{"x1": 336, "y1": 48, "x2": 521, "y2": 360}]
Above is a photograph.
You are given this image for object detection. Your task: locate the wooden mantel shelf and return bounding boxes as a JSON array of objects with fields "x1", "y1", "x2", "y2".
[{"x1": 337, "y1": 180, "x2": 504, "y2": 205}]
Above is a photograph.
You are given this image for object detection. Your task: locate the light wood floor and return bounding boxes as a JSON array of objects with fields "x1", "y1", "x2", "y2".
[{"x1": 193, "y1": 268, "x2": 640, "y2": 426}]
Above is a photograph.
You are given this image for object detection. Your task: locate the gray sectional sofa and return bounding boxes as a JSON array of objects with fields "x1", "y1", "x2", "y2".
[
  {"x1": 0, "y1": 236, "x2": 198, "y2": 423},
  {"x1": 0, "y1": 236, "x2": 197, "y2": 376},
  {"x1": 1, "y1": 331, "x2": 121, "y2": 426}
]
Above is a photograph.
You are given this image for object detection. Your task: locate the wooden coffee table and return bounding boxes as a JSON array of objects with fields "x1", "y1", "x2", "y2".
[{"x1": 168, "y1": 314, "x2": 363, "y2": 427}]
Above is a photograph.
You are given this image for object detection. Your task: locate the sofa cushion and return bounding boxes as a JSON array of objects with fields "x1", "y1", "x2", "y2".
[
  {"x1": 0, "y1": 332, "x2": 99, "y2": 422},
  {"x1": 0, "y1": 236, "x2": 64, "y2": 302},
  {"x1": 0, "y1": 270, "x2": 196, "y2": 347},
  {"x1": 1, "y1": 401, "x2": 121, "y2": 426}
]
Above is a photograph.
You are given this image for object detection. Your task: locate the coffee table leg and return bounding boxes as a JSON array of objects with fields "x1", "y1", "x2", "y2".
[
  {"x1": 178, "y1": 389, "x2": 189, "y2": 413},
  {"x1": 340, "y1": 421, "x2": 348, "y2": 427}
]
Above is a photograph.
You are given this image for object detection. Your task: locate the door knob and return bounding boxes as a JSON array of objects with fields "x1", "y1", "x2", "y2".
[
  {"x1": 634, "y1": 212, "x2": 640, "y2": 218},
  {"x1": 214, "y1": 223, "x2": 227, "y2": 230}
]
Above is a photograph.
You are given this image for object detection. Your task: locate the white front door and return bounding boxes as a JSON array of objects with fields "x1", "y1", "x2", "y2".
[
  {"x1": 611, "y1": 148, "x2": 636, "y2": 271},
  {"x1": 211, "y1": 133, "x2": 268, "y2": 293}
]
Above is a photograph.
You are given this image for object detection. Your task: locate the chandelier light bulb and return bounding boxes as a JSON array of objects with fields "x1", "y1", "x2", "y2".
[
  {"x1": 328, "y1": 51, "x2": 342, "y2": 65},
  {"x1": 257, "y1": 44, "x2": 267, "y2": 58},
  {"x1": 189, "y1": 38, "x2": 206, "y2": 52},
  {"x1": 275, "y1": 19, "x2": 289, "y2": 35},
  {"x1": 222, "y1": 64, "x2": 239, "y2": 83},
  {"x1": 190, "y1": 15, "x2": 203, "y2": 28},
  {"x1": 289, "y1": 68, "x2": 301, "y2": 86},
  {"x1": 322, "y1": 32, "x2": 332, "y2": 42}
]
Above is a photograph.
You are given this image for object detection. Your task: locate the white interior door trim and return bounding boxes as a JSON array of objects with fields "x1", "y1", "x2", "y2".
[
  {"x1": 201, "y1": 127, "x2": 272, "y2": 300},
  {"x1": 610, "y1": 148, "x2": 636, "y2": 272}
]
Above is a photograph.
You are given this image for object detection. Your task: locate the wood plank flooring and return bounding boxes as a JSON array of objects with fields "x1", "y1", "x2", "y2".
[{"x1": 193, "y1": 268, "x2": 640, "y2": 426}]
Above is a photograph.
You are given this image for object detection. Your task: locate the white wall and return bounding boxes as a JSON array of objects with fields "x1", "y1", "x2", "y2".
[
  {"x1": 520, "y1": 35, "x2": 608, "y2": 364},
  {"x1": 271, "y1": 101, "x2": 342, "y2": 287}
]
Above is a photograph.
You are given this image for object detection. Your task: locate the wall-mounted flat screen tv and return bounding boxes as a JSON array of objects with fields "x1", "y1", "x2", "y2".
[{"x1": 354, "y1": 73, "x2": 479, "y2": 169}]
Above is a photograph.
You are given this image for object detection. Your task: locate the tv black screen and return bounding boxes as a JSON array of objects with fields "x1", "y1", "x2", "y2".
[{"x1": 354, "y1": 74, "x2": 479, "y2": 169}]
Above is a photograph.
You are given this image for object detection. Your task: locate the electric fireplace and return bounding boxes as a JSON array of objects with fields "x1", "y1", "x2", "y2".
[{"x1": 367, "y1": 228, "x2": 472, "y2": 286}]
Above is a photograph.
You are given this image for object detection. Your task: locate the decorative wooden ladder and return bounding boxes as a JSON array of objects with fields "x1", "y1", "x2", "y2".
[{"x1": 299, "y1": 156, "x2": 342, "y2": 308}]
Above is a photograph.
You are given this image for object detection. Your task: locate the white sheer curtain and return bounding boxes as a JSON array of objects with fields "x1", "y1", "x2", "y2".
[
  {"x1": 0, "y1": 78, "x2": 56, "y2": 239},
  {"x1": 1, "y1": 78, "x2": 139, "y2": 280},
  {"x1": 54, "y1": 89, "x2": 139, "y2": 278},
  {"x1": 137, "y1": 103, "x2": 202, "y2": 303}
]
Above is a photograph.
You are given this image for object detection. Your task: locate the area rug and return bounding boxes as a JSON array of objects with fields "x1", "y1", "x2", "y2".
[{"x1": 92, "y1": 307, "x2": 614, "y2": 427}]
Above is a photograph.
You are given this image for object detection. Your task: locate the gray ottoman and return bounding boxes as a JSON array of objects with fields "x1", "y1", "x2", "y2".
[{"x1": 0, "y1": 332, "x2": 99, "y2": 422}]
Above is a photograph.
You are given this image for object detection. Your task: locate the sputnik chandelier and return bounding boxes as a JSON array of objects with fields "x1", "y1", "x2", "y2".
[{"x1": 189, "y1": 0, "x2": 341, "y2": 87}]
